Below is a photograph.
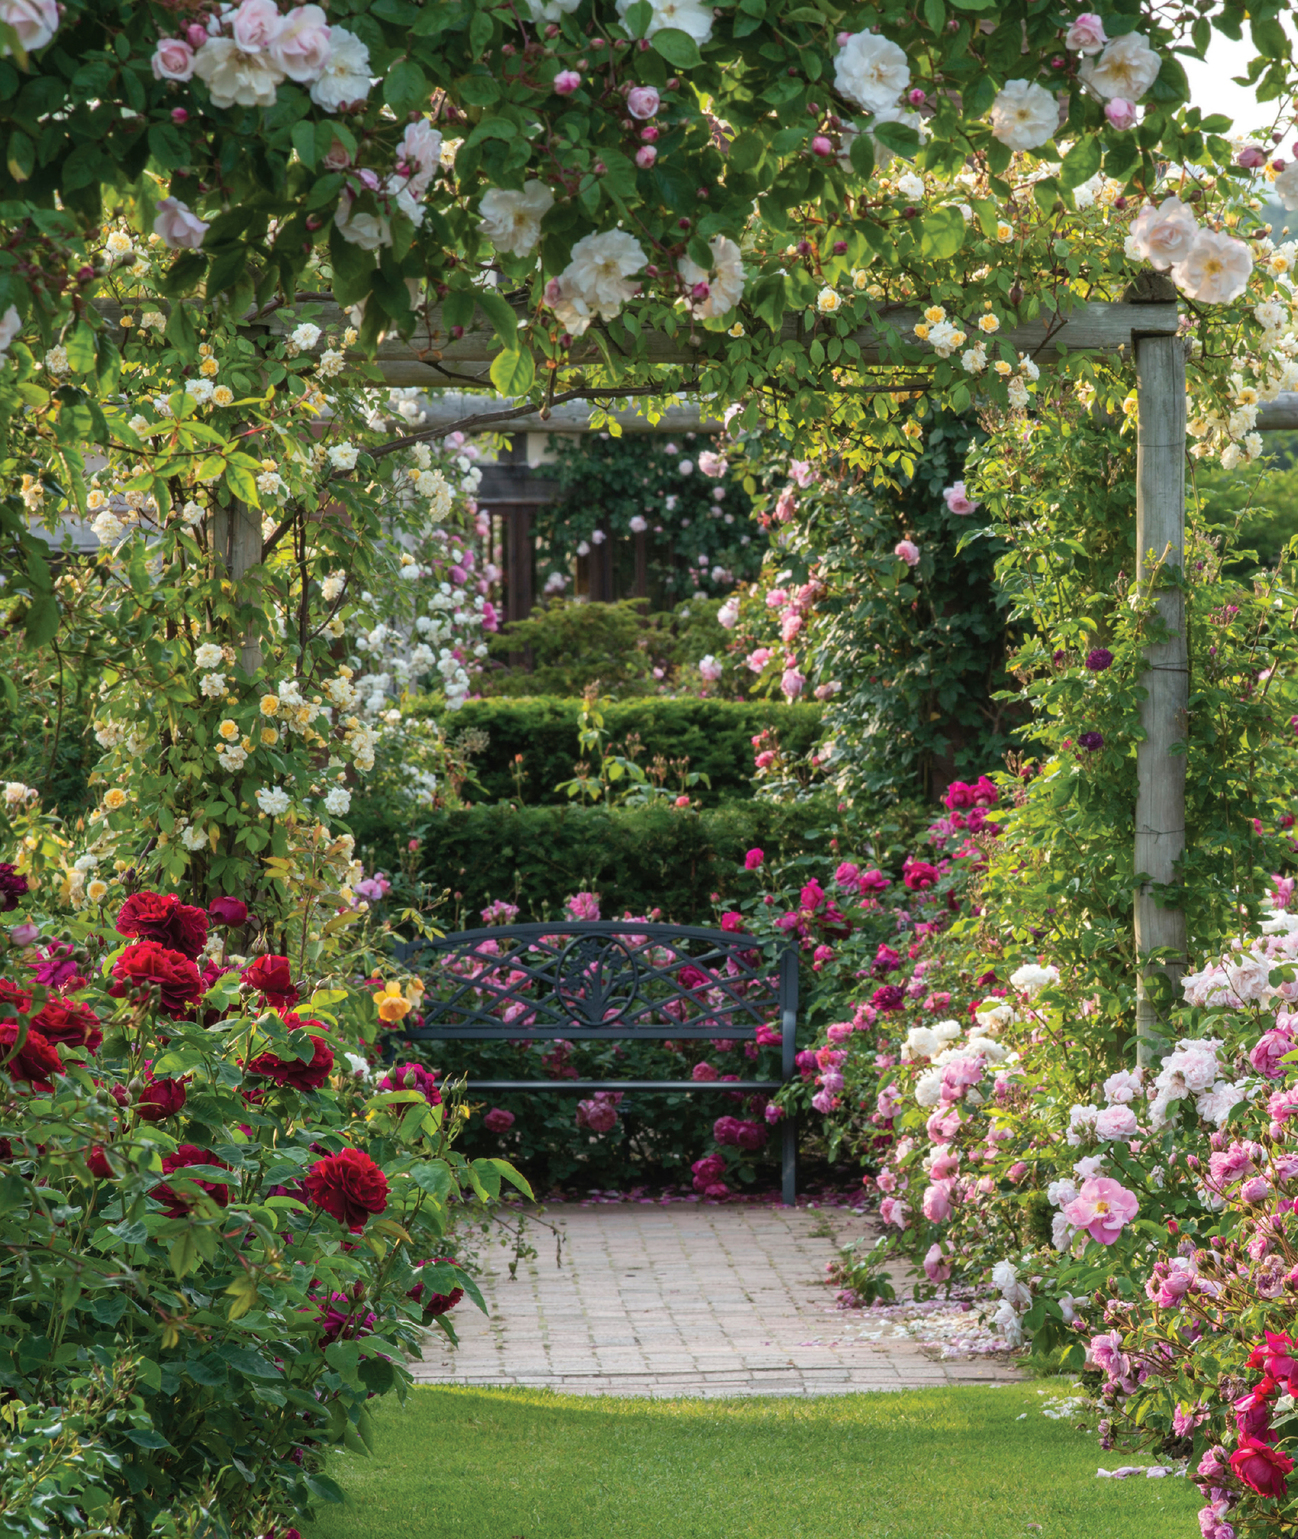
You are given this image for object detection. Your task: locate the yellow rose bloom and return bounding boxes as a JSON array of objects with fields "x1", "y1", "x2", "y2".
[
  {"x1": 260, "y1": 695, "x2": 279, "y2": 717},
  {"x1": 87, "y1": 879, "x2": 109, "y2": 903},
  {"x1": 103, "y1": 788, "x2": 128, "y2": 810},
  {"x1": 923, "y1": 305, "x2": 946, "y2": 325},
  {"x1": 978, "y1": 313, "x2": 1001, "y2": 333},
  {"x1": 913, "y1": 323, "x2": 930, "y2": 340},
  {"x1": 260, "y1": 727, "x2": 279, "y2": 746},
  {"x1": 218, "y1": 718, "x2": 239, "y2": 740},
  {"x1": 213, "y1": 385, "x2": 235, "y2": 406},
  {"x1": 199, "y1": 356, "x2": 219, "y2": 376},
  {"x1": 816, "y1": 287, "x2": 841, "y2": 314}
]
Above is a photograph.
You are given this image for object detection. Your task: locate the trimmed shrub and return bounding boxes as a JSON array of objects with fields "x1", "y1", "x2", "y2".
[{"x1": 402, "y1": 695, "x2": 825, "y2": 807}]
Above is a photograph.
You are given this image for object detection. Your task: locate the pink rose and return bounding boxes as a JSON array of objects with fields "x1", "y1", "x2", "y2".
[
  {"x1": 1006, "y1": 1161, "x2": 1029, "y2": 1183},
  {"x1": 1061, "y1": 1176, "x2": 1138, "y2": 1245},
  {"x1": 1251, "y1": 1029, "x2": 1295, "y2": 1080},
  {"x1": 269, "y1": 4, "x2": 331, "y2": 81},
  {"x1": 894, "y1": 539, "x2": 920, "y2": 567},
  {"x1": 746, "y1": 647, "x2": 772, "y2": 673},
  {"x1": 153, "y1": 197, "x2": 209, "y2": 250},
  {"x1": 152, "y1": 37, "x2": 196, "y2": 82},
  {"x1": 1094, "y1": 1104, "x2": 1139, "y2": 1140},
  {"x1": 921, "y1": 1181, "x2": 952, "y2": 1222},
  {"x1": 1105, "y1": 98, "x2": 1137, "y2": 130},
  {"x1": 554, "y1": 69, "x2": 581, "y2": 95},
  {"x1": 929, "y1": 1146, "x2": 960, "y2": 1180},
  {"x1": 923, "y1": 1242, "x2": 951, "y2": 1282},
  {"x1": 483, "y1": 1107, "x2": 515, "y2": 1133},
  {"x1": 635, "y1": 145, "x2": 657, "y2": 169},
  {"x1": 744, "y1": 848, "x2": 764, "y2": 870},
  {"x1": 1064, "y1": 12, "x2": 1108, "y2": 53},
  {"x1": 780, "y1": 667, "x2": 805, "y2": 700},
  {"x1": 0, "y1": 0, "x2": 59, "y2": 54},
  {"x1": 231, "y1": 0, "x2": 283, "y2": 53},
  {"x1": 1239, "y1": 1175, "x2": 1271, "y2": 1204},
  {"x1": 627, "y1": 85, "x2": 660, "y2": 119},
  {"x1": 942, "y1": 480, "x2": 978, "y2": 515},
  {"x1": 1129, "y1": 197, "x2": 1200, "y2": 270}
]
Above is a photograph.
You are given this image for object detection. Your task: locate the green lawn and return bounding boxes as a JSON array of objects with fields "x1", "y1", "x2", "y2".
[{"x1": 305, "y1": 1382, "x2": 1201, "y2": 1539}]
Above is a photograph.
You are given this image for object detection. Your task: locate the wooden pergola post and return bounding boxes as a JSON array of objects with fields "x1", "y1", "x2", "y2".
[
  {"x1": 210, "y1": 500, "x2": 263, "y2": 675},
  {"x1": 1133, "y1": 330, "x2": 1189, "y2": 1066}
]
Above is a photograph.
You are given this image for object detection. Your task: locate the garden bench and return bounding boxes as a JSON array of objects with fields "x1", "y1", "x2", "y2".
[{"x1": 390, "y1": 921, "x2": 800, "y2": 1203}]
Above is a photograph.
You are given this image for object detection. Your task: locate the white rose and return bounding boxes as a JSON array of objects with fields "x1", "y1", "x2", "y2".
[
  {"x1": 231, "y1": 0, "x2": 282, "y2": 53},
  {"x1": 1171, "y1": 230, "x2": 1253, "y2": 305},
  {"x1": 1128, "y1": 195, "x2": 1198, "y2": 270},
  {"x1": 525, "y1": 0, "x2": 580, "y2": 17},
  {"x1": 616, "y1": 0, "x2": 713, "y2": 44},
  {"x1": 1274, "y1": 160, "x2": 1298, "y2": 213},
  {"x1": 268, "y1": 3, "x2": 331, "y2": 82},
  {"x1": 334, "y1": 190, "x2": 390, "y2": 250},
  {"x1": 328, "y1": 442, "x2": 359, "y2": 470},
  {"x1": 323, "y1": 786, "x2": 352, "y2": 815},
  {"x1": 0, "y1": 0, "x2": 59, "y2": 56},
  {"x1": 192, "y1": 36, "x2": 283, "y2": 108},
  {"x1": 833, "y1": 32, "x2": 910, "y2": 113},
  {"x1": 1079, "y1": 33, "x2": 1161, "y2": 102},
  {"x1": 989, "y1": 79, "x2": 1060, "y2": 152},
  {"x1": 255, "y1": 786, "x2": 291, "y2": 816},
  {"x1": 309, "y1": 26, "x2": 371, "y2": 113},
  {"x1": 553, "y1": 229, "x2": 647, "y2": 326},
  {"x1": 0, "y1": 304, "x2": 20, "y2": 358},
  {"x1": 478, "y1": 181, "x2": 555, "y2": 258},
  {"x1": 677, "y1": 234, "x2": 744, "y2": 319},
  {"x1": 153, "y1": 197, "x2": 210, "y2": 251},
  {"x1": 397, "y1": 119, "x2": 443, "y2": 199}
]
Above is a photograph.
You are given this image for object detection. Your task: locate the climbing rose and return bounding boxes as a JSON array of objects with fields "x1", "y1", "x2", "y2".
[
  {"x1": 110, "y1": 940, "x2": 204, "y2": 1018},
  {"x1": 942, "y1": 481, "x2": 978, "y2": 515},
  {"x1": 242, "y1": 954, "x2": 299, "y2": 1009},
  {"x1": 32, "y1": 998, "x2": 102, "y2": 1054},
  {"x1": 894, "y1": 539, "x2": 920, "y2": 567},
  {"x1": 116, "y1": 891, "x2": 209, "y2": 959},
  {"x1": 0, "y1": 1021, "x2": 62, "y2": 1085},
  {"x1": 1085, "y1": 648, "x2": 1114, "y2": 672},
  {"x1": 304, "y1": 1147, "x2": 389, "y2": 1230}
]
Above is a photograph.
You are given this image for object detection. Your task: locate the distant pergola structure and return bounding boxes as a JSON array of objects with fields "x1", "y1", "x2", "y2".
[{"x1": 92, "y1": 288, "x2": 1298, "y2": 1057}]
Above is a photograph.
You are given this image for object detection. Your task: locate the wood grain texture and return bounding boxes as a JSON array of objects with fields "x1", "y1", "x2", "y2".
[{"x1": 1133, "y1": 333, "x2": 1189, "y2": 1065}]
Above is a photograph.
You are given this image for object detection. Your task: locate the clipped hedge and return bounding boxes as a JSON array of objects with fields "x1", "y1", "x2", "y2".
[
  {"x1": 413, "y1": 797, "x2": 844, "y2": 927},
  {"x1": 406, "y1": 695, "x2": 825, "y2": 806}
]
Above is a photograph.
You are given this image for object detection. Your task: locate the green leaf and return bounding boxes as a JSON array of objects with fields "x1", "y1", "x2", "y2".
[
  {"x1": 224, "y1": 462, "x2": 261, "y2": 508},
  {"x1": 1060, "y1": 135, "x2": 1101, "y2": 190},
  {"x1": 5, "y1": 128, "x2": 33, "y2": 183},
  {"x1": 918, "y1": 206, "x2": 965, "y2": 260},
  {"x1": 480, "y1": 1157, "x2": 534, "y2": 1200},
  {"x1": 871, "y1": 118, "x2": 920, "y2": 159},
  {"x1": 847, "y1": 130, "x2": 875, "y2": 180},
  {"x1": 622, "y1": 0, "x2": 653, "y2": 36},
  {"x1": 0, "y1": 1171, "x2": 28, "y2": 1214},
  {"x1": 409, "y1": 1159, "x2": 453, "y2": 1202},
  {"x1": 384, "y1": 59, "x2": 428, "y2": 115},
  {"x1": 475, "y1": 290, "x2": 518, "y2": 350},
  {"x1": 21, "y1": 594, "x2": 60, "y2": 648},
  {"x1": 651, "y1": 27, "x2": 703, "y2": 68},
  {"x1": 168, "y1": 1230, "x2": 200, "y2": 1280},
  {"x1": 489, "y1": 347, "x2": 535, "y2": 395}
]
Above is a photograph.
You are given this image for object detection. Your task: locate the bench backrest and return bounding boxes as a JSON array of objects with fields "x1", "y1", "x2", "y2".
[{"x1": 392, "y1": 922, "x2": 798, "y2": 1076}]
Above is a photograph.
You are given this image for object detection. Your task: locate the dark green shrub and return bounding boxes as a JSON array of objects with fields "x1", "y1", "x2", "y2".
[
  {"x1": 400, "y1": 695, "x2": 824, "y2": 808},
  {"x1": 483, "y1": 599, "x2": 655, "y2": 697}
]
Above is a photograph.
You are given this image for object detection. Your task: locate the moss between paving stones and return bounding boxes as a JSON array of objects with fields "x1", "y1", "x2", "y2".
[{"x1": 305, "y1": 1381, "x2": 1200, "y2": 1539}]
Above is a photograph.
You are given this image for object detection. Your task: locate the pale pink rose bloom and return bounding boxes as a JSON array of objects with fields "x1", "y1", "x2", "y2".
[
  {"x1": 1064, "y1": 13, "x2": 1107, "y2": 53},
  {"x1": 746, "y1": 647, "x2": 772, "y2": 672},
  {"x1": 698, "y1": 450, "x2": 727, "y2": 478},
  {"x1": 0, "y1": 0, "x2": 59, "y2": 55},
  {"x1": 1061, "y1": 1176, "x2": 1138, "y2": 1244},
  {"x1": 775, "y1": 489, "x2": 797, "y2": 523},
  {"x1": 1250, "y1": 1029, "x2": 1295, "y2": 1080},
  {"x1": 781, "y1": 612, "x2": 802, "y2": 643},
  {"x1": 153, "y1": 197, "x2": 210, "y2": 250},
  {"x1": 1171, "y1": 229, "x2": 1253, "y2": 305},
  {"x1": 781, "y1": 667, "x2": 806, "y2": 700},
  {"x1": 789, "y1": 460, "x2": 815, "y2": 487},
  {"x1": 1094, "y1": 1104, "x2": 1139, "y2": 1140},
  {"x1": 1105, "y1": 98, "x2": 1137, "y2": 130},
  {"x1": 635, "y1": 145, "x2": 657, "y2": 169},
  {"x1": 894, "y1": 539, "x2": 920, "y2": 567},
  {"x1": 554, "y1": 69, "x2": 581, "y2": 95},
  {"x1": 943, "y1": 481, "x2": 978, "y2": 515},
  {"x1": 269, "y1": 4, "x2": 332, "y2": 82},
  {"x1": 323, "y1": 138, "x2": 353, "y2": 170},
  {"x1": 921, "y1": 1181, "x2": 952, "y2": 1222},
  {"x1": 152, "y1": 37, "x2": 196, "y2": 81},
  {"x1": 1128, "y1": 195, "x2": 1198, "y2": 270},
  {"x1": 231, "y1": 0, "x2": 283, "y2": 53},
  {"x1": 929, "y1": 1145, "x2": 960, "y2": 1180},
  {"x1": 627, "y1": 85, "x2": 660, "y2": 119},
  {"x1": 397, "y1": 119, "x2": 442, "y2": 198},
  {"x1": 923, "y1": 1242, "x2": 951, "y2": 1282}
]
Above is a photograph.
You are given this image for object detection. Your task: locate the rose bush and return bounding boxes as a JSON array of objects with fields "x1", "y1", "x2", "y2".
[{"x1": 0, "y1": 879, "x2": 529, "y2": 1539}]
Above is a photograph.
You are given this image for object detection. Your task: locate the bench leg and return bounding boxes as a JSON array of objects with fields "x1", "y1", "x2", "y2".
[{"x1": 781, "y1": 1113, "x2": 796, "y2": 1206}]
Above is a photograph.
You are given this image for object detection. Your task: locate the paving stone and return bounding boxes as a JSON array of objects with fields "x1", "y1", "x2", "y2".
[{"x1": 413, "y1": 1204, "x2": 1020, "y2": 1398}]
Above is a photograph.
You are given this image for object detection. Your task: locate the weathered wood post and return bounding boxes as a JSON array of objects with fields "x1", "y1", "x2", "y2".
[
  {"x1": 1133, "y1": 326, "x2": 1189, "y2": 1066},
  {"x1": 210, "y1": 500, "x2": 263, "y2": 675}
]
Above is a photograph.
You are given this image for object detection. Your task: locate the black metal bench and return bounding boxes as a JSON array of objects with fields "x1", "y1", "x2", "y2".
[{"x1": 390, "y1": 921, "x2": 799, "y2": 1203}]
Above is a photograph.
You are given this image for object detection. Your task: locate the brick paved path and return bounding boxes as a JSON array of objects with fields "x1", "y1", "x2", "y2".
[{"x1": 414, "y1": 1203, "x2": 1020, "y2": 1397}]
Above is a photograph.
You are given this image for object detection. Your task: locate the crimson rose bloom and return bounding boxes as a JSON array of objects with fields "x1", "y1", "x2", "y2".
[
  {"x1": 136, "y1": 1074, "x2": 188, "y2": 1123},
  {"x1": 0, "y1": 1021, "x2": 63, "y2": 1086},
  {"x1": 116, "y1": 891, "x2": 209, "y2": 959},
  {"x1": 408, "y1": 1259, "x2": 464, "y2": 1320},
  {"x1": 87, "y1": 1145, "x2": 116, "y2": 1180},
  {"x1": 1231, "y1": 1435, "x2": 1293, "y2": 1498},
  {"x1": 304, "y1": 1147, "x2": 388, "y2": 1231},
  {"x1": 247, "y1": 1035, "x2": 335, "y2": 1092},
  {"x1": 110, "y1": 941, "x2": 204, "y2": 1018},
  {"x1": 207, "y1": 896, "x2": 249, "y2": 927},
  {"x1": 32, "y1": 999, "x2": 102, "y2": 1055},
  {"x1": 0, "y1": 980, "x2": 33, "y2": 1014},
  {"x1": 0, "y1": 863, "x2": 29, "y2": 911},
  {"x1": 902, "y1": 860, "x2": 940, "y2": 891},
  {"x1": 153, "y1": 1145, "x2": 231, "y2": 1217},
  {"x1": 242, "y1": 954, "x2": 299, "y2": 1009}
]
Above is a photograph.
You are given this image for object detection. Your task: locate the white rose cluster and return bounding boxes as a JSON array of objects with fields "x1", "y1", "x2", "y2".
[{"x1": 545, "y1": 230, "x2": 648, "y2": 336}]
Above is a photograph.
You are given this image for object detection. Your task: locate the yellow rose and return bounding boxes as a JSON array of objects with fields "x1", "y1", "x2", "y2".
[
  {"x1": 218, "y1": 718, "x2": 239, "y2": 740},
  {"x1": 103, "y1": 788, "x2": 128, "y2": 810},
  {"x1": 260, "y1": 695, "x2": 279, "y2": 717}
]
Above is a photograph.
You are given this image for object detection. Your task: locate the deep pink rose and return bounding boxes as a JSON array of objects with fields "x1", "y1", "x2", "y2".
[{"x1": 1061, "y1": 1176, "x2": 1138, "y2": 1244}]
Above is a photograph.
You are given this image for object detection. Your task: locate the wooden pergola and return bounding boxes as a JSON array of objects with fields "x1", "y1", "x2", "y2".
[{"x1": 100, "y1": 285, "x2": 1287, "y2": 1059}]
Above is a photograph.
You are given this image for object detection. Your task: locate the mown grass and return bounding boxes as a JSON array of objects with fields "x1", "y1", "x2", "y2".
[{"x1": 306, "y1": 1380, "x2": 1200, "y2": 1539}]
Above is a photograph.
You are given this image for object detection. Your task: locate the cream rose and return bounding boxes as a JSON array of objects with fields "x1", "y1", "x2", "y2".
[
  {"x1": 1079, "y1": 32, "x2": 1161, "y2": 101},
  {"x1": 269, "y1": 4, "x2": 332, "y2": 81},
  {"x1": 989, "y1": 79, "x2": 1060, "y2": 152},
  {"x1": 1128, "y1": 195, "x2": 1198, "y2": 270},
  {"x1": 833, "y1": 31, "x2": 910, "y2": 113},
  {"x1": 1171, "y1": 229, "x2": 1253, "y2": 305}
]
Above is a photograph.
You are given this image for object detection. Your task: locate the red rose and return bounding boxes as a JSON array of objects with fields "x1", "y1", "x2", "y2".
[
  {"x1": 116, "y1": 892, "x2": 209, "y2": 959},
  {"x1": 0, "y1": 1021, "x2": 62, "y2": 1086},
  {"x1": 0, "y1": 980, "x2": 33, "y2": 1014},
  {"x1": 242, "y1": 954, "x2": 299, "y2": 1009},
  {"x1": 408, "y1": 1259, "x2": 464, "y2": 1320},
  {"x1": 109, "y1": 940, "x2": 204, "y2": 1019},
  {"x1": 304, "y1": 1148, "x2": 388, "y2": 1231},
  {"x1": 136, "y1": 1074, "x2": 188, "y2": 1122},
  {"x1": 32, "y1": 999, "x2": 103, "y2": 1055},
  {"x1": 153, "y1": 1145, "x2": 231, "y2": 1217},
  {"x1": 247, "y1": 1035, "x2": 335, "y2": 1092},
  {"x1": 1231, "y1": 1435, "x2": 1293, "y2": 1497},
  {"x1": 903, "y1": 860, "x2": 941, "y2": 892},
  {"x1": 207, "y1": 896, "x2": 249, "y2": 927},
  {"x1": 87, "y1": 1145, "x2": 116, "y2": 1180}
]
